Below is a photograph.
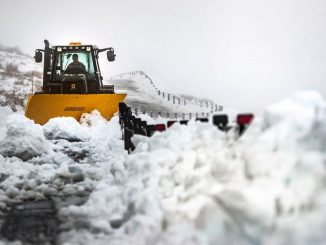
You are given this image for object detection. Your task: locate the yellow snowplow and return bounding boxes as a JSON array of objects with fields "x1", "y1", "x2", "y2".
[{"x1": 25, "y1": 40, "x2": 126, "y2": 125}]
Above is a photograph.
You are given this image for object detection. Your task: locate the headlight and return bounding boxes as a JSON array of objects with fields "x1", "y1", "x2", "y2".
[
  {"x1": 86, "y1": 46, "x2": 91, "y2": 51},
  {"x1": 57, "y1": 47, "x2": 62, "y2": 52}
]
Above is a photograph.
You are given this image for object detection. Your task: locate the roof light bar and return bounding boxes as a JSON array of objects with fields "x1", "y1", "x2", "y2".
[{"x1": 69, "y1": 42, "x2": 82, "y2": 46}]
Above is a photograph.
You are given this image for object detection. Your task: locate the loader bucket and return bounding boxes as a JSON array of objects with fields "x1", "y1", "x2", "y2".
[{"x1": 25, "y1": 93, "x2": 127, "y2": 125}]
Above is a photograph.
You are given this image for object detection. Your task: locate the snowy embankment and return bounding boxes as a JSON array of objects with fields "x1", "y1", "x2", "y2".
[
  {"x1": 108, "y1": 71, "x2": 234, "y2": 118},
  {"x1": 0, "y1": 91, "x2": 325, "y2": 245},
  {"x1": 0, "y1": 48, "x2": 42, "y2": 111}
]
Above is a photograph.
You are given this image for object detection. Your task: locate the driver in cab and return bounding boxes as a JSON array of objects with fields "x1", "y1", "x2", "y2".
[{"x1": 65, "y1": 54, "x2": 86, "y2": 74}]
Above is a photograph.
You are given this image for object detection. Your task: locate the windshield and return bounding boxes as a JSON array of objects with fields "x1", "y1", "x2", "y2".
[{"x1": 54, "y1": 51, "x2": 95, "y2": 77}]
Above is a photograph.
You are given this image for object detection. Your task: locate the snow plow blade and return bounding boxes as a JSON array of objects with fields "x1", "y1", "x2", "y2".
[{"x1": 25, "y1": 93, "x2": 126, "y2": 125}]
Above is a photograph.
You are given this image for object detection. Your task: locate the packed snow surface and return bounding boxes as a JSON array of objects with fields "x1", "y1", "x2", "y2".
[{"x1": 0, "y1": 91, "x2": 325, "y2": 245}]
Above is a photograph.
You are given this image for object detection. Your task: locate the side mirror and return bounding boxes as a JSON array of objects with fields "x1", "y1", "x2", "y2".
[
  {"x1": 107, "y1": 48, "x2": 116, "y2": 62},
  {"x1": 34, "y1": 51, "x2": 43, "y2": 63}
]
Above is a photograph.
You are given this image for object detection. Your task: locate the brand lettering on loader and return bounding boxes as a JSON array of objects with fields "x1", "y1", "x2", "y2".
[{"x1": 64, "y1": 107, "x2": 85, "y2": 111}]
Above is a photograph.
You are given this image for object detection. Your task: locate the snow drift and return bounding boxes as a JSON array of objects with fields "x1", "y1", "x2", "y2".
[
  {"x1": 59, "y1": 91, "x2": 326, "y2": 245},
  {"x1": 0, "y1": 91, "x2": 325, "y2": 245}
]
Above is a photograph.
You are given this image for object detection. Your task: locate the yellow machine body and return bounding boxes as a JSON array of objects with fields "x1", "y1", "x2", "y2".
[{"x1": 25, "y1": 93, "x2": 126, "y2": 125}]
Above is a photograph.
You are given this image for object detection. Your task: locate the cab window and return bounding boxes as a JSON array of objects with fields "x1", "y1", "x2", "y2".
[{"x1": 55, "y1": 51, "x2": 95, "y2": 77}]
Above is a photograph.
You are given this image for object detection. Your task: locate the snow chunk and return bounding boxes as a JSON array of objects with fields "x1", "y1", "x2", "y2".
[
  {"x1": 0, "y1": 114, "x2": 51, "y2": 161},
  {"x1": 80, "y1": 109, "x2": 107, "y2": 127},
  {"x1": 43, "y1": 117, "x2": 91, "y2": 141}
]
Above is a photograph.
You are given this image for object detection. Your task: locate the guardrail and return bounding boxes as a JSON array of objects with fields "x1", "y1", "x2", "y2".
[
  {"x1": 110, "y1": 71, "x2": 223, "y2": 114},
  {"x1": 119, "y1": 103, "x2": 254, "y2": 153}
]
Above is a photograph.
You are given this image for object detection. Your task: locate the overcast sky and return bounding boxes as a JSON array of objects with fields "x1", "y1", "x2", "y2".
[{"x1": 1, "y1": 0, "x2": 326, "y2": 114}]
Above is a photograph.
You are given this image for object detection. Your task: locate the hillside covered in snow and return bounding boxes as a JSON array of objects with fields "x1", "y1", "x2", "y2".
[
  {"x1": 109, "y1": 71, "x2": 225, "y2": 117},
  {"x1": 0, "y1": 45, "x2": 42, "y2": 111}
]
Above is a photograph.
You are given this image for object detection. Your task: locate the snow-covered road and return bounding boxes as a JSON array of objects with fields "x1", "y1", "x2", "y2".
[{"x1": 0, "y1": 91, "x2": 326, "y2": 245}]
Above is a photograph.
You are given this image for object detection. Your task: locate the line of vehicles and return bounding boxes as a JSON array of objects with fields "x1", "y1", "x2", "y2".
[{"x1": 25, "y1": 40, "x2": 253, "y2": 139}]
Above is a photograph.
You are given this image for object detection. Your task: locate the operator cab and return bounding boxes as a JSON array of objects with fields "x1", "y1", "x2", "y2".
[{"x1": 34, "y1": 40, "x2": 116, "y2": 94}]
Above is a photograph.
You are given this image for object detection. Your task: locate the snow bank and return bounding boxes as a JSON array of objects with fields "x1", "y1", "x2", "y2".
[
  {"x1": 0, "y1": 91, "x2": 325, "y2": 244},
  {"x1": 0, "y1": 114, "x2": 51, "y2": 161},
  {"x1": 60, "y1": 91, "x2": 326, "y2": 245}
]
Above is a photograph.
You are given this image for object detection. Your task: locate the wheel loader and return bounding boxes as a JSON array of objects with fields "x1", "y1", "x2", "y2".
[{"x1": 25, "y1": 40, "x2": 126, "y2": 125}]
